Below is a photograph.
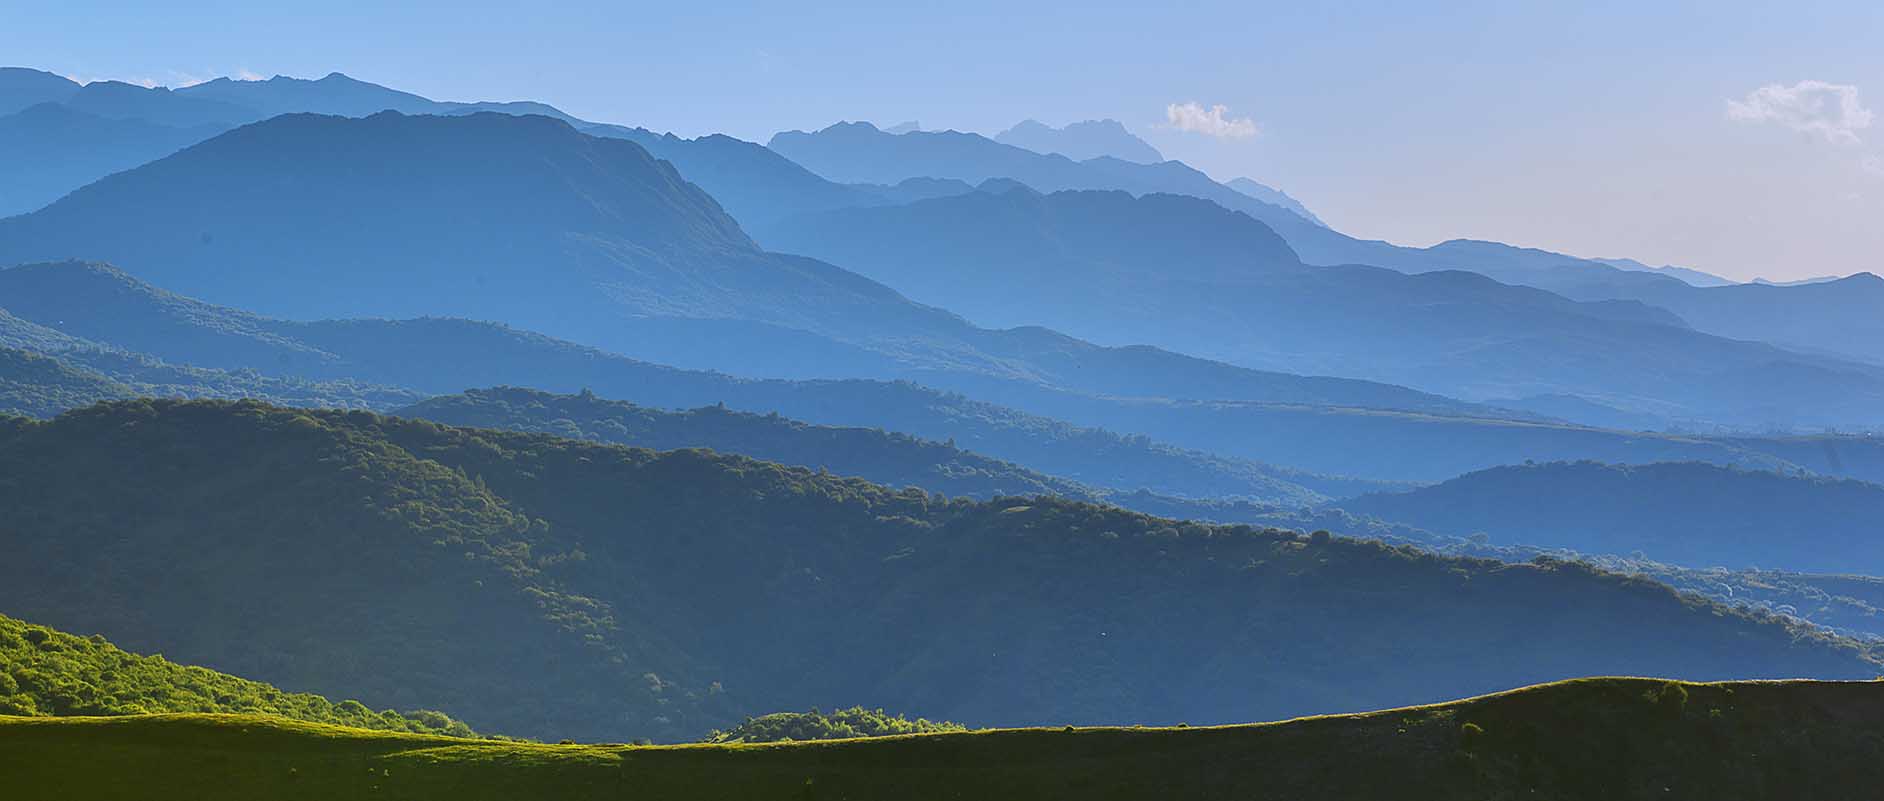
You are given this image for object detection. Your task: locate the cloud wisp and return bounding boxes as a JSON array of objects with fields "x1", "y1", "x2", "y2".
[
  {"x1": 1165, "y1": 102, "x2": 1260, "y2": 139},
  {"x1": 1728, "y1": 80, "x2": 1873, "y2": 145}
]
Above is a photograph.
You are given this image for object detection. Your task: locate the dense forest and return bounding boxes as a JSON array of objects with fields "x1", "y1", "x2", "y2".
[
  {"x1": 0, "y1": 400, "x2": 1872, "y2": 743},
  {"x1": 0, "y1": 613, "x2": 474, "y2": 736},
  {"x1": 1343, "y1": 460, "x2": 1884, "y2": 574}
]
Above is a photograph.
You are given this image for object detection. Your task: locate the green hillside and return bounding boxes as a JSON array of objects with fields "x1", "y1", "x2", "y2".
[
  {"x1": 0, "y1": 399, "x2": 1873, "y2": 744},
  {"x1": 4, "y1": 678, "x2": 1882, "y2": 800},
  {"x1": 0, "y1": 612, "x2": 472, "y2": 736}
]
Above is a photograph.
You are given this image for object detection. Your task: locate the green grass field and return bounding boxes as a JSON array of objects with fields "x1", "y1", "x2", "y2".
[{"x1": 5, "y1": 677, "x2": 1883, "y2": 800}]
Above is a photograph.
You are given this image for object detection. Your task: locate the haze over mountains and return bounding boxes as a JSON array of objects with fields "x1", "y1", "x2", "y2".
[
  {"x1": 757, "y1": 185, "x2": 1884, "y2": 427},
  {"x1": 9, "y1": 61, "x2": 1884, "y2": 792}
]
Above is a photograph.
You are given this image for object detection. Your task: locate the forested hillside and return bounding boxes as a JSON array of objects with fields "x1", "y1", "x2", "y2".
[
  {"x1": 1343, "y1": 461, "x2": 1884, "y2": 574},
  {"x1": 0, "y1": 613, "x2": 473, "y2": 735},
  {"x1": 0, "y1": 400, "x2": 1871, "y2": 744}
]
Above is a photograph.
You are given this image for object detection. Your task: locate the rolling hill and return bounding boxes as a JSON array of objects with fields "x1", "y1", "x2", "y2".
[
  {"x1": 1342, "y1": 461, "x2": 1884, "y2": 574},
  {"x1": 5, "y1": 678, "x2": 1883, "y2": 800},
  {"x1": 0, "y1": 400, "x2": 1872, "y2": 744}
]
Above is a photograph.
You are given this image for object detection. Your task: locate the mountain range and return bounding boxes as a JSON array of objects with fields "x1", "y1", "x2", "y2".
[
  {"x1": 7, "y1": 260, "x2": 1854, "y2": 484},
  {"x1": 755, "y1": 185, "x2": 1884, "y2": 427}
]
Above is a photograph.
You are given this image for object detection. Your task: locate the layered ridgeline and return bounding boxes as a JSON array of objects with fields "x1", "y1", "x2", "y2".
[
  {"x1": 0, "y1": 613, "x2": 473, "y2": 736},
  {"x1": 11, "y1": 67, "x2": 1879, "y2": 369},
  {"x1": 0, "y1": 110, "x2": 1491, "y2": 431},
  {"x1": 1342, "y1": 461, "x2": 1884, "y2": 575},
  {"x1": 766, "y1": 121, "x2": 1884, "y2": 370},
  {"x1": 0, "y1": 304, "x2": 417, "y2": 417},
  {"x1": 0, "y1": 400, "x2": 1874, "y2": 744},
  {"x1": 0, "y1": 261, "x2": 1832, "y2": 485},
  {"x1": 7, "y1": 678, "x2": 1884, "y2": 800},
  {"x1": 754, "y1": 186, "x2": 1884, "y2": 428},
  {"x1": 0, "y1": 262, "x2": 1357, "y2": 501},
  {"x1": 761, "y1": 121, "x2": 1665, "y2": 284},
  {"x1": 397, "y1": 387, "x2": 1350, "y2": 511}
]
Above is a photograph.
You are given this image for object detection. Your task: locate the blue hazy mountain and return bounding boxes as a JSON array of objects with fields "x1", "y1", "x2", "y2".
[
  {"x1": 1537, "y1": 271, "x2": 1884, "y2": 366},
  {"x1": 0, "y1": 260, "x2": 1398, "y2": 499},
  {"x1": 994, "y1": 118, "x2": 1164, "y2": 164},
  {"x1": 61, "y1": 80, "x2": 258, "y2": 128},
  {"x1": 1, "y1": 260, "x2": 1816, "y2": 485},
  {"x1": 1225, "y1": 177, "x2": 1327, "y2": 227},
  {"x1": 756, "y1": 186, "x2": 1884, "y2": 429},
  {"x1": 0, "y1": 112, "x2": 1523, "y2": 432},
  {"x1": 1341, "y1": 461, "x2": 1884, "y2": 575},
  {"x1": 1594, "y1": 257, "x2": 1737, "y2": 288},
  {"x1": 0, "y1": 67, "x2": 80, "y2": 115},
  {"x1": 761, "y1": 122, "x2": 1761, "y2": 297},
  {"x1": 0, "y1": 103, "x2": 221, "y2": 218}
]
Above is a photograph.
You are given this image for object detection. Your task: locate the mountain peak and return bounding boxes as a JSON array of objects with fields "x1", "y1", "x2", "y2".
[
  {"x1": 994, "y1": 117, "x2": 1163, "y2": 164},
  {"x1": 0, "y1": 110, "x2": 760, "y2": 325}
]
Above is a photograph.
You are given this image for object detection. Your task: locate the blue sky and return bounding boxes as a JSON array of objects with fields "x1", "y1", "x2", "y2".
[{"x1": 6, "y1": 0, "x2": 1880, "y2": 280}]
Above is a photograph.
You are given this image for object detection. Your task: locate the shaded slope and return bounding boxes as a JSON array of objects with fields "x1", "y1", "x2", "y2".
[
  {"x1": 1343, "y1": 461, "x2": 1884, "y2": 574},
  {"x1": 7, "y1": 678, "x2": 1884, "y2": 800},
  {"x1": 0, "y1": 400, "x2": 1871, "y2": 744}
]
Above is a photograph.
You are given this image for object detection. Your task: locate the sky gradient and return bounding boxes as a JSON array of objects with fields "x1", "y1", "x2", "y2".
[{"x1": 5, "y1": 0, "x2": 1880, "y2": 281}]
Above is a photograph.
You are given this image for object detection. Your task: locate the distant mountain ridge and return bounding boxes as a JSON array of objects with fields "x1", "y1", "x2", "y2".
[
  {"x1": 4, "y1": 259, "x2": 1840, "y2": 485},
  {"x1": 1342, "y1": 460, "x2": 1884, "y2": 575},
  {"x1": 0, "y1": 112, "x2": 1520, "y2": 431},
  {"x1": 756, "y1": 186, "x2": 1884, "y2": 429},
  {"x1": 993, "y1": 118, "x2": 1164, "y2": 164}
]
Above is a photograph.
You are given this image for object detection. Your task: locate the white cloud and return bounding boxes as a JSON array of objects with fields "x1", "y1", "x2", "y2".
[
  {"x1": 1864, "y1": 154, "x2": 1884, "y2": 177},
  {"x1": 1728, "y1": 80, "x2": 1873, "y2": 145},
  {"x1": 1165, "y1": 101, "x2": 1259, "y2": 139}
]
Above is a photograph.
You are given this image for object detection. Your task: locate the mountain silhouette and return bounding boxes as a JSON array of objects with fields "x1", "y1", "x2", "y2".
[{"x1": 994, "y1": 118, "x2": 1164, "y2": 164}]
